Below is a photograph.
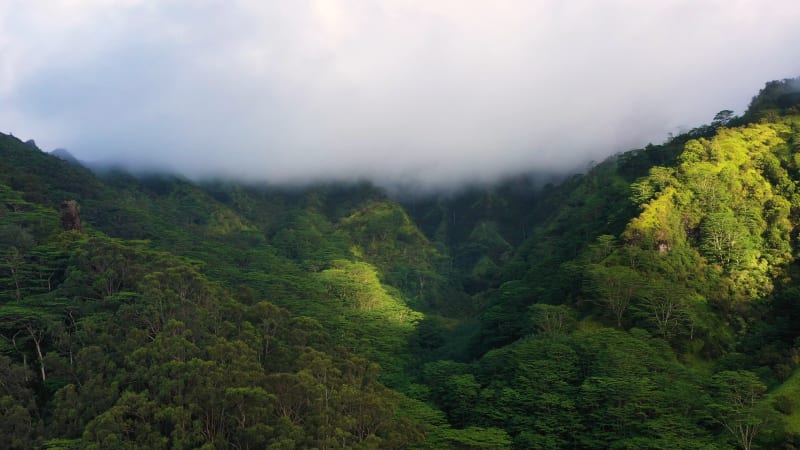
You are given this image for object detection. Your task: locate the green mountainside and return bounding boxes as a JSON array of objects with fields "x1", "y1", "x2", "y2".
[{"x1": 1, "y1": 77, "x2": 800, "y2": 448}]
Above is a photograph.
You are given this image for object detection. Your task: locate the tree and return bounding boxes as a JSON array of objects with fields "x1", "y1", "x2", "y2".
[
  {"x1": 528, "y1": 304, "x2": 576, "y2": 335},
  {"x1": 639, "y1": 280, "x2": 690, "y2": 338},
  {"x1": 0, "y1": 224, "x2": 35, "y2": 301},
  {"x1": 0, "y1": 305, "x2": 61, "y2": 382},
  {"x1": 586, "y1": 265, "x2": 645, "y2": 328},
  {"x1": 247, "y1": 301, "x2": 290, "y2": 370},
  {"x1": 82, "y1": 391, "x2": 168, "y2": 449},
  {"x1": 0, "y1": 355, "x2": 39, "y2": 449},
  {"x1": 712, "y1": 110, "x2": 736, "y2": 129},
  {"x1": 700, "y1": 211, "x2": 755, "y2": 269},
  {"x1": 710, "y1": 370, "x2": 770, "y2": 450}
]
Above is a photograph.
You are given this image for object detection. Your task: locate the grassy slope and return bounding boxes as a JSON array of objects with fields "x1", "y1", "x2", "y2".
[{"x1": 771, "y1": 371, "x2": 800, "y2": 433}]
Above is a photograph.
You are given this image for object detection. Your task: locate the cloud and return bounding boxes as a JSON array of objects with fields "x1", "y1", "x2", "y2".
[{"x1": 2, "y1": 0, "x2": 800, "y2": 188}]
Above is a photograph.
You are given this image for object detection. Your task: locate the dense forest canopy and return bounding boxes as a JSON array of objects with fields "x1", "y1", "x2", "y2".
[{"x1": 1, "y1": 77, "x2": 800, "y2": 448}]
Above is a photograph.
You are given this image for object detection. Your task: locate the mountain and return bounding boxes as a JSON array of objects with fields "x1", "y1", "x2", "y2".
[
  {"x1": 1, "y1": 77, "x2": 799, "y2": 448},
  {"x1": 50, "y1": 149, "x2": 80, "y2": 165}
]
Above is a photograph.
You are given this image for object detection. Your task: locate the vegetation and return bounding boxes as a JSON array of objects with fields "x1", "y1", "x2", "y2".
[{"x1": 1, "y1": 77, "x2": 800, "y2": 448}]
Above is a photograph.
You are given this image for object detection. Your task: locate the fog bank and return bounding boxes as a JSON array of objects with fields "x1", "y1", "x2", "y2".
[{"x1": 2, "y1": 1, "x2": 800, "y2": 188}]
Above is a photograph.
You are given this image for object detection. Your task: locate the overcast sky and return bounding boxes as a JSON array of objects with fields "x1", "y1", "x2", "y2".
[{"x1": 2, "y1": 1, "x2": 800, "y2": 188}]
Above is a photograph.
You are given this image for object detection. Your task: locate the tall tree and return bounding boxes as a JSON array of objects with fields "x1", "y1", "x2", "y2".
[{"x1": 710, "y1": 371, "x2": 770, "y2": 450}]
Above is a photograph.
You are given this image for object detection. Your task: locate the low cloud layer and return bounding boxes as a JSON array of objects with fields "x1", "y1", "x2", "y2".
[{"x1": 2, "y1": 1, "x2": 800, "y2": 188}]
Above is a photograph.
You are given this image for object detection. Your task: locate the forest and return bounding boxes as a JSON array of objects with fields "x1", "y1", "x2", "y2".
[{"x1": 1, "y1": 77, "x2": 800, "y2": 449}]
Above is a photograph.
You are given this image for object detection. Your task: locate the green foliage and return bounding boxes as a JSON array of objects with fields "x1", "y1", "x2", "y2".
[
  {"x1": 586, "y1": 263, "x2": 645, "y2": 328},
  {"x1": 528, "y1": 303, "x2": 576, "y2": 335},
  {"x1": 710, "y1": 370, "x2": 773, "y2": 450},
  {"x1": 744, "y1": 77, "x2": 800, "y2": 121},
  {"x1": 700, "y1": 210, "x2": 757, "y2": 269},
  {"x1": 3, "y1": 79, "x2": 800, "y2": 448},
  {"x1": 0, "y1": 136, "x2": 432, "y2": 446}
]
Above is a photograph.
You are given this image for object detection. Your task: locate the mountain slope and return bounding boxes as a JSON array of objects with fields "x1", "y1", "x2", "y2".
[
  {"x1": 0, "y1": 131, "x2": 517, "y2": 448},
  {"x1": 411, "y1": 77, "x2": 800, "y2": 449},
  {"x1": 1, "y1": 77, "x2": 800, "y2": 448}
]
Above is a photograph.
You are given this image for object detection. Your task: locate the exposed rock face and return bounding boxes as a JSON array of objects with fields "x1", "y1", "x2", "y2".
[{"x1": 60, "y1": 200, "x2": 82, "y2": 231}]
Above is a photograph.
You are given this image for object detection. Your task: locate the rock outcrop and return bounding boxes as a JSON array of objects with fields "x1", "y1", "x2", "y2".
[{"x1": 60, "y1": 200, "x2": 82, "y2": 231}]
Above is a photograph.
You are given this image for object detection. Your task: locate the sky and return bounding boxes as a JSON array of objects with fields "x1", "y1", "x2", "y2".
[{"x1": 2, "y1": 1, "x2": 800, "y2": 188}]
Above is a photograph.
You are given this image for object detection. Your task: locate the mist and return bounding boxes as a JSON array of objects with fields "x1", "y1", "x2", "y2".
[{"x1": 2, "y1": 1, "x2": 800, "y2": 189}]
